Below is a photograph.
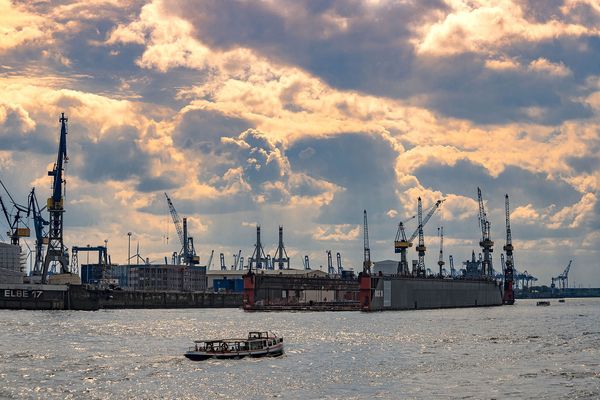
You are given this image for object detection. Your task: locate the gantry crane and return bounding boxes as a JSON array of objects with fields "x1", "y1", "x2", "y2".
[
  {"x1": 502, "y1": 194, "x2": 515, "y2": 304},
  {"x1": 394, "y1": 199, "x2": 443, "y2": 275},
  {"x1": 249, "y1": 225, "x2": 268, "y2": 270},
  {"x1": 415, "y1": 197, "x2": 445, "y2": 277},
  {"x1": 336, "y1": 252, "x2": 343, "y2": 275},
  {"x1": 437, "y1": 226, "x2": 445, "y2": 277},
  {"x1": 302, "y1": 255, "x2": 310, "y2": 270},
  {"x1": 42, "y1": 113, "x2": 70, "y2": 283},
  {"x1": 363, "y1": 210, "x2": 372, "y2": 274},
  {"x1": 326, "y1": 250, "x2": 334, "y2": 274},
  {"x1": 272, "y1": 226, "x2": 290, "y2": 269},
  {"x1": 477, "y1": 187, "x2": 494, "y2": 277},
  {"x1": 449, "y1": 255, "x2": 455, "y2": 278},
  {"x1": 552, "y1": 260, "x2": 572, "y2": 290},
  {"x1": 165, "y1": 192, "x2": 200, "y2": 266}
]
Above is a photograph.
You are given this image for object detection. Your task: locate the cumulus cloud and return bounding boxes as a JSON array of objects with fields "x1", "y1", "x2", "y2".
[{"x1": 415, "y1": 0, "x2": 598, "y2": 56}]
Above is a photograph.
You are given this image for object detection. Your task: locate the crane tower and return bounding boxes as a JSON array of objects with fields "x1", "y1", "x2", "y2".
[
  {"x1": 42, "y1": 113, "x2": 70, "y2": 283},
  {"x1": 477, "y1": 187, "x2": 494, "y2": 277},
  {"x1": 502, "y1": 194, "x2": 515, "y2": 304}
]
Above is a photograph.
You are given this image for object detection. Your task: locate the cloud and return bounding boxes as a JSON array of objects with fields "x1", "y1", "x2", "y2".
[
  {"x1": 415, "y1": 0, "x2": 598, "y2": 56},
  {"x1": 312, "y1": 224, "x2": 360, "y2": 242}
]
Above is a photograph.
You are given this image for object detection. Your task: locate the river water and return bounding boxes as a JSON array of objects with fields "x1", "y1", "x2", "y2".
[{"x1": 0, "y1": 298, "x2": 599, "y2": 399}]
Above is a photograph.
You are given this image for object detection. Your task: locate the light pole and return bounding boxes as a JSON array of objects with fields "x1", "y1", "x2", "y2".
[{"x1": 127, "y1": 232, "x2": 132, "y2": 266}]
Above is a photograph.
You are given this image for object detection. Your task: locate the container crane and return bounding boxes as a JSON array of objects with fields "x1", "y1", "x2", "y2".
[
  {"x1": 42, "y1": 113, "x2": 70, "y2": 283},
  {"x1": 326, "y1": 250, "x2": 334, "y2": 274},
  {"x1": 164, "y1": 192, "x2": 200, "y2": 266},
  {"x1": 249, "y1": 225, "x2": 267, "y2": 270},
  {"x1": 303, "y1": 255, "x2": 310, "y2": 270},
  {"x1": 449, "y1": 255, "x2": 455, "y2": 278},
  {"x1": 394, "y1": 199, "x2": 443, "y2": 275},
  {"x1": 272, "y1": 226, "x2": 290, "y2": 269},
  {"x1": 437, "y1": 226, "x2": 445, "y2": 277},
  {"x1": 415, "y1": 198, "x2": 445, "y2": 277},
  {"x1": 336, "y1": 252, "x2": 343, "y2": 275},
  {"x1": 502, "y1": 194, "x2": 515, "y2": 304},
  {"x1": 557, "y1": 260, "x2": 572, "y2": 290},
  {"x1": 477, "y1": 187, "x2": 494, "y2": 277},
  {"x1": 363, "y1": 210, "x2": 372, "y2": 274}
]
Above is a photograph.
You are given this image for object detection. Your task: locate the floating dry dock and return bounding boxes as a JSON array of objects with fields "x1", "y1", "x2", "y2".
[{"x1": 243, "y1": 271, "x2": 503, "y2": 311}]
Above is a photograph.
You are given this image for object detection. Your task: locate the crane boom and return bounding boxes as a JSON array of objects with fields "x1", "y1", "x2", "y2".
[
  {"x1": 165, "y1": 192, "x2": 184, "y2": 249},
  {"x1": 363, "y1": 210, "x2": 371, "y2": 274},
  {"x1": 409, "y1": 200, "x2": 443, "y2": 243}
]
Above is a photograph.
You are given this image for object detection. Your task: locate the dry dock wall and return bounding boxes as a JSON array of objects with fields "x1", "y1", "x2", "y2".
[
  {"x1": 369, "y1": 277, "x2": 503, "y2": 310},
  {"x1": 0, "y1": 284, "x2": 243, "y2": 310}
]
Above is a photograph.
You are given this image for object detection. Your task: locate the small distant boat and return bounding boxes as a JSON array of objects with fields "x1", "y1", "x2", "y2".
[
  {"x1": 184, "y1": 331, "x2": 284, "y2": 361},
  {"x1": 558, "y1": 299, "x2": 565, "y2": 303},
  {"x1": 536, "y1": 301, "x2": 551, "y2": 306}
]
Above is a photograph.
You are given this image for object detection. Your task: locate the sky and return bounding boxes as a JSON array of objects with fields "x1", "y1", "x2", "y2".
[{"x1": 0, "y1": 0, "x2": 599, "y2": 286}]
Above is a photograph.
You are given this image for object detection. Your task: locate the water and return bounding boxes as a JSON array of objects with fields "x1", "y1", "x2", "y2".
[{"x1": 1, "y1": 299, "x2": 599, "y2": 399}]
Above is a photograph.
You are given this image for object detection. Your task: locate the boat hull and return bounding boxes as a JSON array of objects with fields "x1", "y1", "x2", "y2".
[{"x1": 184, "y1": 344, "x2": 284, "y2": 361}]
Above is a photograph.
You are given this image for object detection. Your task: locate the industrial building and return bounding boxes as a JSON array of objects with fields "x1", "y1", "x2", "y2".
[
  {"x1": 81, "y1": 264, "x2": 208, "y2": 292},
  {"x1": 0, "y1": 243, "x2": 24, "y2": 284}
]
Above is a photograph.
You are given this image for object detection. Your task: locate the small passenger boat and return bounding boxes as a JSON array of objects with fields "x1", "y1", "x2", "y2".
[
  {"x1": 536, "y1": 301, "x2": 550, "y2": 306},
  {"x1": 184, "y1": 331, "x2": 284, "y2": 361}
]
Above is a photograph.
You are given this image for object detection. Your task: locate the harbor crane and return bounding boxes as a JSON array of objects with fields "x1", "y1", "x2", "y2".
[
  {"x1": 272, "y1": 226, "x2": 290, "y2": 269},
  {"x1": 336, "y1": 252, "x2": 343, "y2": 275},
  {"x1": 0, "y1": 180, "x2": 31, "y2": 247},
  {"x1": 552, "y1": 260, "x2": 572, "y2": 290},
  {"x1": 395, "y1": 199, "x2": 444, "y2": 275},
  {"x1": 27, "y1": 188, "x2": 48, "y2": 276},
  {"x1": 164, "y1": 192, "x2": 200, "y2": 266},
  {"x1": 449, "y1": 255, "x2": 455, "y2": 278},
  {"x1": 415, "y1": 198, "x2": 445, "y2": 277},
  {"x1": 249, "y1": 225, "x2": 268, "y2": 270},
  {"x1": 42, "y1": 113, "x2": 70, "y2": 283},
  {"x1": 326, "y1": 250, "x2": 334, "y2": 274},
  {"x1": 437, "y1": 227, "x2": 445, "y2": 277},
  {"x1": 477, "y1": 187, "x2": 494, "y2": 277},
  {"x1": 363, "y1": 210, "x2": 372, "y2": 274},
  {"x1": 502, "y1": 194, "x2": 515, "y2": 304},
  {"x1": 302, "y1": 255, "x2": 310, "y2": 270}
]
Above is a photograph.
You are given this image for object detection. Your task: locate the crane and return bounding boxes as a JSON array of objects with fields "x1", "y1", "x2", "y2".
[
  {"x1": 27, "y1": 188, "x2": 48, "y2": 276},
  {"x1": 0, "y1": 179, "x2": 31, "y2": 247},
  {"x1": 363, "y1": 210, "x2": 372, "y2": 274},
  {"x1": 502, "y1": 194, "x2": 515, "y2": 304},
  {"x1": 437, "y1": 226, "x2": 445, "y2": 277},
  {"x1": 42, "y1": 113, "x2": 70, "y2": 283},
  {"x1": 336, "y1": 252, "x2": 343, "y2": 275},
  {"x1": 164, "y1": 192, "x2": 200, "y2": 266},
  {"x1": 395, "y1": 199, "x2": 443, "y2": 275},
  {"x1": 555, "y1": 260, "x2": 572, "y2": 290},
  {"x1": 477, "y1": 187, "x2": 494, "y2": 277},
  {"x1": 303, "y1": 255, "x2": 310, "y2": 270},
  {"x1": 449, "y1": 255, "x2": 455, "y2": 278},
  {"x1": 414, "y1": 198, "x2": 445, "y2": 277},
  {"x1": 394, "y1": 215, "x2": 415, "y2": 275},
  {"x1": 326, "y1": 250, "x2": 334, "y2": 274},
  {"x1": 272, "y1": 226, "x2": 290, "y2": 269},
  {"x1": 249, "y1": 225, "x2": 268, "y2": 270}
]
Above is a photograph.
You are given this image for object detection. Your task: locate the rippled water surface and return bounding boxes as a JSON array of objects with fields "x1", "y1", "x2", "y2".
[{"x1": 1, "y1": 299, "x2": 599, "y2": 399}]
